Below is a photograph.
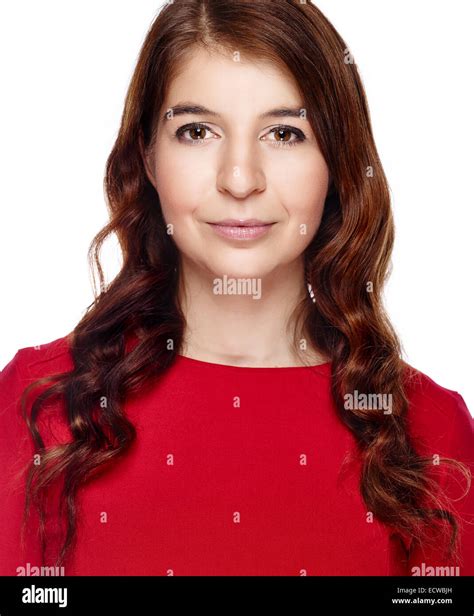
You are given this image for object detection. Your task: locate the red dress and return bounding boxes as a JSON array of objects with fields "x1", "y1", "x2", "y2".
[{"x1": 1, "y1": 335, "x2": 473, "y2": 576}]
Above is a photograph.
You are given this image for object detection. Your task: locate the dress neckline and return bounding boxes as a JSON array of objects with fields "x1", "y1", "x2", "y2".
[{"x1": 176, "y1": 354, "x2": 332, "y2": 372}]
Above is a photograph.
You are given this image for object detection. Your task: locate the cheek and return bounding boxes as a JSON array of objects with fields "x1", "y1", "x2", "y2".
[
  {"x1": 152, "y1": 144, "x2": 204, "y2": 227},
  {"x1": 273, "y1": 153, "x2": 329, "y2": 240}
]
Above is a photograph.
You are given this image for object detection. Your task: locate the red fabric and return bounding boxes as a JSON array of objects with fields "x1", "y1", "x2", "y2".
[{"x1": 1, "y1": 335, "x2": 473, "y2": 576}]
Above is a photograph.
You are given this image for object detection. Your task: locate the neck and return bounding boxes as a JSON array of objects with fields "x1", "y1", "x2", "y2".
[{"x1": 176, "y1": 256, "x2": 326, "y2": 367}]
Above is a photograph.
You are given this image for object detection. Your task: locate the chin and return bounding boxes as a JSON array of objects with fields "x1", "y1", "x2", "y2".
[{"x1": 209, "y1": 264, "x2": 270, "y2": 280}]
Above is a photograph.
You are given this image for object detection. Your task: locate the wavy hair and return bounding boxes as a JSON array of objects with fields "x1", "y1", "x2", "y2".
[{"x1": 18, "y1": 0, "x2": 470, "y2": 569}]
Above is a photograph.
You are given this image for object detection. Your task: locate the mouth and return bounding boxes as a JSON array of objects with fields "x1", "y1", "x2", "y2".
[{"x1": 207, "y1": 222, "x2": 276, "y2": 241}]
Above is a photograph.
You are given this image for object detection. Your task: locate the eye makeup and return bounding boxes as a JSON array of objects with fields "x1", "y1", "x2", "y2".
[{"x1": 174, "y1": 122, "x2": 307, "y2": 148}]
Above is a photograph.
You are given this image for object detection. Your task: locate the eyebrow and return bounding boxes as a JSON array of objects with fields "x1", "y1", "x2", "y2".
[{"x1": 161, "y1": 102, "x2": 305, "y2": 122}]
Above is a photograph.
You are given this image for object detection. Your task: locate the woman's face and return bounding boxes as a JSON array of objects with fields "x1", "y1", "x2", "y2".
[{"x1": 143, "y1": 46, "x2": 329, "y2": 280}]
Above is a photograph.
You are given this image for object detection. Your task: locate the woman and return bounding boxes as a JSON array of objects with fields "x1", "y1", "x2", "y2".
[{"x1": 1, "y1": 0, "x2": 473, "y2": 576}]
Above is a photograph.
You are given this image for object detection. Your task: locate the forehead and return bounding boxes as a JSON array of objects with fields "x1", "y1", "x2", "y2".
[{"x1": 162, "y1": 46, "x2": 303, "y2": 119}]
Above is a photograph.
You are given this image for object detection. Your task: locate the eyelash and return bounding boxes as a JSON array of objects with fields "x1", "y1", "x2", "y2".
[{"x1": 174, "y1": 122, "x2": 306, "y2": 148}]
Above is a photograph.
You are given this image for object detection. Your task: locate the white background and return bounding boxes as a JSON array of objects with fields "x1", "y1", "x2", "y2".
[{"x1": 1, "y1": 1, "x2": 472, "y2": 415}]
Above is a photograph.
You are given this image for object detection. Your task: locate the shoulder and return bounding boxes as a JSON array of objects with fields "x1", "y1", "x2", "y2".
[
  {"x1": 402, "y1": 362, "x2": 473, "y2": 463},
  {"x1": 401, "y1": 364, "x2": 474, "y2": 573},
  {"x1": 0, "y1": 334, "x2": 74, "y2": 444},
  {"x1": 0, "y1": 334, "x2": 73, "y2": 385}
]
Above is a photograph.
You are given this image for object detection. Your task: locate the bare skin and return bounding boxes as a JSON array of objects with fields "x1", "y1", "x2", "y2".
[{"x1": 143, "y1": 46, "x2": 330, "y2": 367}]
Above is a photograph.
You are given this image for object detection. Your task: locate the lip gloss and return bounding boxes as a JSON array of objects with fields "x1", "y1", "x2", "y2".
[{"x1": 208, "y1": 223, "x2": 275, "y2": 240}]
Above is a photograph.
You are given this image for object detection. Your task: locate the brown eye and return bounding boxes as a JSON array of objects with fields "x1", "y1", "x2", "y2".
[
  {"x1": 175, "y1": 123, "x2": 215, "y2": 145},
  {"x1": 265, "y1": 126, "x2": 306, "y2": 148},
  {"x1": 188, "y1": 126, "x2": 208, "y2": 140},
  {"x1": 274, "y1": 128, "x2": 292, "y2": 142}
]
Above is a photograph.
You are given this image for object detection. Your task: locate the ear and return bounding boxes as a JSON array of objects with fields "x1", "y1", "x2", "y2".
[{"x1": 139, "y1": 129, "x2": 157, "y2": 188}]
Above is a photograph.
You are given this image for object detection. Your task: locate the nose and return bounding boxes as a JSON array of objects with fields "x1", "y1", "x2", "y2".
[{"x1": 216, "y1": 140, "x2": 266, "y2": 199}]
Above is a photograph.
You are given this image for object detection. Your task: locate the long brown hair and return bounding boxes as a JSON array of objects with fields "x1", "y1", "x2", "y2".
[{"x1": 18, "y1": 0, "x2": 470, "y2": 569}]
